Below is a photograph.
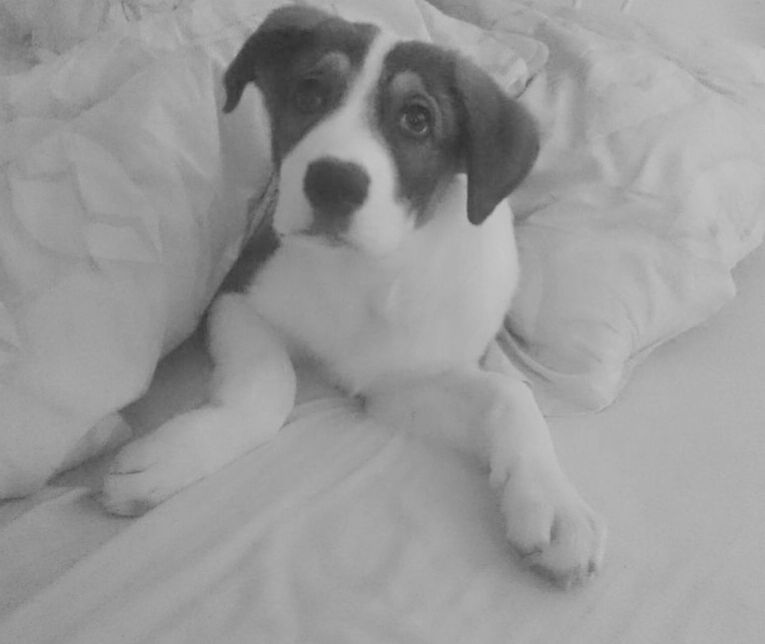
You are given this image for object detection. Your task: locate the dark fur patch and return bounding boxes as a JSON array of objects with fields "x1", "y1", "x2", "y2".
[
  {"x1": 224, "y1": 7, "x2": 378, "y2": 162},
  {"x1": 218, "y1": 180, "x2": 280, "y2": 294},
  {"x1": 377, "y1": 43, "x2": 462, "y2": 223},
  {"x1": 377, "y1": 41, "x2": 539, "y2": 225}
]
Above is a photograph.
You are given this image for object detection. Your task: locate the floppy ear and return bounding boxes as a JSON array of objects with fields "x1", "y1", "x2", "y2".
[
  {"x1": 223, "y1": 5, "x2": 332, "y2": 114},
  {"x1": 453, "y1": 58, "x2": 539, "y2": 225}
]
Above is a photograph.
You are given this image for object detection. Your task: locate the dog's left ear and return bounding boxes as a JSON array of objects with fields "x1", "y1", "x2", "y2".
[
  {"x1": 223, "y1": 5, "x2": 332, "y2": 114},
  {"x1": 454, "y1": 59, "x2": 539, "y2": 225}
]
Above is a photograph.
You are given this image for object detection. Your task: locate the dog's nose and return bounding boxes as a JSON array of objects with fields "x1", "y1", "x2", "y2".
[{"x1": 303, "y1": 158, "x2": 369, "y2": 218}]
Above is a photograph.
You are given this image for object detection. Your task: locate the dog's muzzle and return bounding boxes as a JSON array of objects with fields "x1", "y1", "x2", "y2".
[{"x1": 303, "y1": 157, "x2": 369, "y2": 223}]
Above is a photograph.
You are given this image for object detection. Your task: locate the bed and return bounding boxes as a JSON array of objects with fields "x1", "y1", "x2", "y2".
[{"x1": 1, "y1": 0, "x2": 764, "y2": 642}]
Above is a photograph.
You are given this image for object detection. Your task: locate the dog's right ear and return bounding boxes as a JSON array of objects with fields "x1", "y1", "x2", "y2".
[
  {"x1": 453, "y1": 57, "x2": 539, "y2": 226},
  {"x1": 223, "y1": 5, "x2": 332, "y2": 114}
]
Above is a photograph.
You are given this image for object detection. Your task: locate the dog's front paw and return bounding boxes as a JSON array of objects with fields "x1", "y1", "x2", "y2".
[
  {"x1": 101, "y1": 414, "x2": 210, "y2": 517},
  {"x1": 500, "y1": 467, "x2": 606, "y2": 588}
]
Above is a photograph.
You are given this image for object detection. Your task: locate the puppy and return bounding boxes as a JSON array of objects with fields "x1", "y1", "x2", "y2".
[{"x1": 102, "y1": 5, "x2": 606, "y2": 588}]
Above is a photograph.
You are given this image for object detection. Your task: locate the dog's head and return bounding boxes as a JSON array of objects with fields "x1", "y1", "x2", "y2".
[{"x1": 224, "y1": 5, "x2": 538, "y2": 256}]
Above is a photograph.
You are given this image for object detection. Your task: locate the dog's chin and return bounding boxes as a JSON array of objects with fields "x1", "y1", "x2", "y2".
[{"x1": 274, "y1": 207, "x2": 411, "y2": 259}]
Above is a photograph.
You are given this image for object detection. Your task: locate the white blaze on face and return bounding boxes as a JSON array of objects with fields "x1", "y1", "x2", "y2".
[{"x1": 274, "y1": 32, "x2": 414, "y2": 257}]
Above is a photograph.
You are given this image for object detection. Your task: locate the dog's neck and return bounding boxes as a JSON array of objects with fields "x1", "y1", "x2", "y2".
[{"x1": 250, "y1": 178, "x2": 517, "y2": 394}]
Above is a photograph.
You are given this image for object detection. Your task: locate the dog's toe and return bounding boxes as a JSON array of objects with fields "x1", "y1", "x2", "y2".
[
  {"x1": 522, "y1": 510, "x2": 606, "y2": 588},
  {"x1": 501, "y1": 470, "x2": 606, "y2": 588},
  {"x1": 101, "y1": 434, "x2": 203, "y2": 517}
]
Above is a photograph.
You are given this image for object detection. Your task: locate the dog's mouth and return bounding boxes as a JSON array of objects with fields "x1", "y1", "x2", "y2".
[{"x1": 279, "y1": 224, "x2": 351, "y2": 250}]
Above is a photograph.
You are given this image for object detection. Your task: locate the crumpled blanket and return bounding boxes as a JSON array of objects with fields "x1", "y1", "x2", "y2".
[
  {"x1": 0, "y1": 0, "x2": 273, "y2": 495},
  {"x1": 437, "y1": 0, "x2": 765, "y2": 413}
]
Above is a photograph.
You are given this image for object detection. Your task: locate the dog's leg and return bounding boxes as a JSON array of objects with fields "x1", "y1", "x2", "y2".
[
  {"x1": 365, "y1": 370, "x2": 606, "y2": 588},
  {"x1": 101, "y1": 293, "x2": 296, "y2": 516}
]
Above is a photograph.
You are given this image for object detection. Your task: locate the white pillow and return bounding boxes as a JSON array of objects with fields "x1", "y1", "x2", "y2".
[
  {"x1": 461, "y1": 2, "x2": 765, "y2": 412},
  {"x1": 0, "y1": 6, "x2": 273, "y2": 496}
]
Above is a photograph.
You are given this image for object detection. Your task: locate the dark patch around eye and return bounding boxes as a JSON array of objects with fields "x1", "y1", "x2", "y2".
[
  {"x1": 292, "y1": 76, "x2": 330, "y2": 114},
  {"x1": 259, "y1": 20, "x2": 378, "y2": 162},
  {"x1": 378, "y1": 42, "x2": 461, "y2": 223}
]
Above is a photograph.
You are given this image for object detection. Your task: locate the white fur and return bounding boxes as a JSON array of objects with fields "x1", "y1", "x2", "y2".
[
  {"x1": 102, "y1": 27, "x2": 606, "y2": 588},
  {"x1": 255, "y1": 176, "x2": 516, "y2": 393}
]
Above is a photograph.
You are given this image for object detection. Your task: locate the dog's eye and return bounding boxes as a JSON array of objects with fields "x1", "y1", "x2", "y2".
[
  {"x1": 399, "y1": 104, "x2": 433, "y2": 139},
  {"x1": 292, "y1": 77, "x2": 328, "y2": 114}
]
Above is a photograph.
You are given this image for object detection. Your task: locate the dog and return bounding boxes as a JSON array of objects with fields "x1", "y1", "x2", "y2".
[{"x1": 101, "y1": 5, "x2": 606, "y2": 588}]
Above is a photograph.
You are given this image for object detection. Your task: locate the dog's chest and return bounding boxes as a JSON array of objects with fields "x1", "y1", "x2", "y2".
[{"x1": 246, "y1": 203, "x2": 518, "y2": 393}]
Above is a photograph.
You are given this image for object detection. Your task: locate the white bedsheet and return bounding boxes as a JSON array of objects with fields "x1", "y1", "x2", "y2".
[{"x1": 1, "y1": 244, "x2": 764, "y2": 643}]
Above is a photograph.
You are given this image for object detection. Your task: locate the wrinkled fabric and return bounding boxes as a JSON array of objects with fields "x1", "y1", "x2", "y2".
[
  {"x1": 472, "y1": 0, "x2": 765, "y2": 412},
  {"x1": 0, "y1": 0, "x2": 277, "y2": 494}
]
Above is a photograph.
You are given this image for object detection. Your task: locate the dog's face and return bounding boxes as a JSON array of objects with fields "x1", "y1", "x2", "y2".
[{"x1": 224, "y1": 5, "x2": 538, "y2": 257}]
